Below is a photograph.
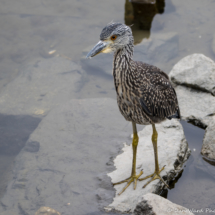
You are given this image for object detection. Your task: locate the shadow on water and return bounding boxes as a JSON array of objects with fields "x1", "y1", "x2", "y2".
[
  {"x1": 125, "y1": 0, "x2": 165, "y2": 44},
  {"x1": 0, "y1": 114, "x2": 41, "y2": 199}
]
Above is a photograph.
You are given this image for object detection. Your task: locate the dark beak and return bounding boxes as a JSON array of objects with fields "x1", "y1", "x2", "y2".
[{"x1": 86, "y1": 41, "x2": 107, "y2": 58}]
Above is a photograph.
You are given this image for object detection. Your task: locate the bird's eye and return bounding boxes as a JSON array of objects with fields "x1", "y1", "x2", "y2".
[{"x1": 111, "y1": 35, "x2": 117, "y2": 41}]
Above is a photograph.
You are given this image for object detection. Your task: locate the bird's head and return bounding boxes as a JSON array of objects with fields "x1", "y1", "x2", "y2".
[{"x1": 86, "y1": 22, "x2": 133, "y2": 58}]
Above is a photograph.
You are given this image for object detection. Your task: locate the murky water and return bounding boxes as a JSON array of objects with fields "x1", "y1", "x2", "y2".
[{"x1": 0, "y1": 0, "x2": 215, "y2": 214}]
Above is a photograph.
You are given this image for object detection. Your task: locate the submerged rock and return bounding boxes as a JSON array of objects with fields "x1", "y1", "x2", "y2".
[
  {"x1": 201, "y1": 118, "x2": 215, "y2": 160},
  {"x1": 0, "y1": 56, "x2": 86, "y2": 117},
  {"x1": 0, "y1": 98, "x2": 132, "y2": 215},
  {"x1": 133, "y1": 193, "x2": 194, "y2": 215},
  {"x1": 105, "y1": 119, "x2": 190, "y2": 213},
  {"x1": 169, "y1": 54, "x2": 215, "y2": 128}
]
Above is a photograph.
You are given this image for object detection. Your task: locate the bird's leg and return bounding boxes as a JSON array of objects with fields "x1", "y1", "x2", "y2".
[
  {"x1": 113, "y1": 122, "x2": 143, "y2": 195},
  {"x1": 139, "y1": 124, "x2": 169, "y2": 188}
]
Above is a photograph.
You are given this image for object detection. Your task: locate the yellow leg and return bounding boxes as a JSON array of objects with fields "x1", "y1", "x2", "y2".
[
  {"x1": 139, "y1": 124, "x2": 169, "y2": 188},
  {"x1": 113, "y1": 122, "x2": 143, "y2": 195}
]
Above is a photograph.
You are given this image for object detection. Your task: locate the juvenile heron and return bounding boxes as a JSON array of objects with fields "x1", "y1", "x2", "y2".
[{"x1": 86, "y1": 22, "x2": 180, "y2": 195}]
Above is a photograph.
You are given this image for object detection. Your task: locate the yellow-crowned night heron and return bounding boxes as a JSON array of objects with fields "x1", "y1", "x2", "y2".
[{"x1": 86, "y1": 22, "x2": 180, "y2": 195}]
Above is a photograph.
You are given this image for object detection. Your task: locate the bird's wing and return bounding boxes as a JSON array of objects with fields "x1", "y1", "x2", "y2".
[{"x1": 133, "y1": 62, "x2": 180, "y2": 119}]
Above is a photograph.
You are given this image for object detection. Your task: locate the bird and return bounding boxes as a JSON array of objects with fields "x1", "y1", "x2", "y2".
[{"x1": 86, "y1": 22, "x2": 180, "y2": 195}]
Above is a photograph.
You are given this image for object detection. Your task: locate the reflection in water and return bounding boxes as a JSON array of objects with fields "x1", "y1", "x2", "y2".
[
  {"x1": 125, "y1": 0, "x2": 165, "y2": 44},
  {"x1": 202, "y1": 157, "x2": 215, "y2": 167}
]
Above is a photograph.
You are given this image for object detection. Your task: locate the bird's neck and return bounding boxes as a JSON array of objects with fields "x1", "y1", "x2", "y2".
[
  {"x1": 114, "y1": 42, "x2": 134, "y2": 61},
  {"x1": 113, "y1": 42, "x2": 134, "y2": 88}
]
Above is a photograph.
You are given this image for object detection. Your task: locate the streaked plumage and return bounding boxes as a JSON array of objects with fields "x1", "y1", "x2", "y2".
[
  {"x1": 109, "y1": 23, "x2": 180, "y2": 125},
  {"x1": 86, "y1": 22, "x2": 180, "y2": 194}
]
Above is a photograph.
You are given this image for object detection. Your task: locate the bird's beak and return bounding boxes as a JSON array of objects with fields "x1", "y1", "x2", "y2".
[{"x1": 86, "y1": 40, "x2": 111, "y2": 58}]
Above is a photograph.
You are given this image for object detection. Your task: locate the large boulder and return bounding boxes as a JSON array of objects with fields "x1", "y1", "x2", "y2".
[
  {"x1": 169, "y1": 54, "x2": 215, "y2": 128},
  {"x1": 169, "y1": 54, "x2": 215, "y2": 96},
  {"x1": 105, "y1": 119, "x2": 190, "y2": 213}
]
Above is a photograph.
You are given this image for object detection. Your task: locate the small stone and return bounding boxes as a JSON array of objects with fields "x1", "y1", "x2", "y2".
[
  {"x1": 35, "y1": 206, "x2": 60, "y2": 215},
  {"x1": 24, "y1": 141, "x2": 40, "y2": 153},
  {"x1": 48, "y1": 50, "x2": 56, "y2": 55}
]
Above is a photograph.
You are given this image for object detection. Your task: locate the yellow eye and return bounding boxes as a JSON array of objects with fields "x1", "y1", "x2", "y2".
[{"x1": 111, "y1": 35, "x2": 117, "y2": 41}]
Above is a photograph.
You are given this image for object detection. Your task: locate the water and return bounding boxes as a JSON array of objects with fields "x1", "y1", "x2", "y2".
[{"x1": 0, "y1": 0, "x2": 215, "y2": 214}]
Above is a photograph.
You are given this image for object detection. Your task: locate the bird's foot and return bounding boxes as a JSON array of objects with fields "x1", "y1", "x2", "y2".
[
  {"x1": 113, "y1": 170, "x2": 143, "y2": 195},
  {"x1": 139, "y1": 165, "x2": 169, "y2": 188}
]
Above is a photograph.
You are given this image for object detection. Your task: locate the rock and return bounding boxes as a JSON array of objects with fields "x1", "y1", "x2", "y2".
[
  {"x1": 169, "y1": 54, "x2": 215, "y2": 128},
  {"x1": 0, "y1": 56, "x2": 86, "y2": 117},
  {"x1": 24, "y1": 141, "x2": 40, "y2": 153},
  {"x1": 173, "y1": 85, "x2": 215, "y2": 128},
  {"x1": 35, "y1": 206, "x2": 61, "y2": 215},
  {"x1": 105, "y1": 119, "x2": 190, "y2": 213},
  {"x1": 169, "y1": 54, "x2": 215, "y2": 96},
  {"x1": 0, "y1": 98, "x2": 132, "y2": 215},
  {"x1": 201, "y1": 118, "x2": 215, "y2": 160},
  {"x1": 133, "y1": 193, "x2": 194, "y2": 215}
]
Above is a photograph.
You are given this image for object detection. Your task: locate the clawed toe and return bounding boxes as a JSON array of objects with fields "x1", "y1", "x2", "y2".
[
  {"x1": 113, "y1": 170, "x2": 143, "y2": 195},
  {"x1": 139, "y1": 165, "x2": 169, "y2": 188}
]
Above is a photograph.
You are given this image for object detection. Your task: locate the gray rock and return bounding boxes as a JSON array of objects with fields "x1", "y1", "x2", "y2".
[
  {"x1": 105, "y1": 119, "x2": 190, "y2": 213},
  {"x1": 169, "y1": 54, "x2": 215, "y2": 128},
  {"x1": 169, "y1": 54, "x2": 215, "y2": 96},
  {"x1": 201, "y1": 118, "x2": 215, "y2": 160},
  {"x1": 133, "y1": 193, "x2": 194, "y2": 215},
  {"x1": 0, "y1": 56, "x2": 86, "y2": 117},
  {"x1": 0, "y1": 98, "x2": 132, "y2": 215},
  {"x1": 174, "y1": 85, "x2": 215, "y2": 128}
]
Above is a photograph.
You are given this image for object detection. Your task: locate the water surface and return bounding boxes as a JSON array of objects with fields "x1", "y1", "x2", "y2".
[{"x1": 0, "y1": 0, "x2": 215, "y2": 214}]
